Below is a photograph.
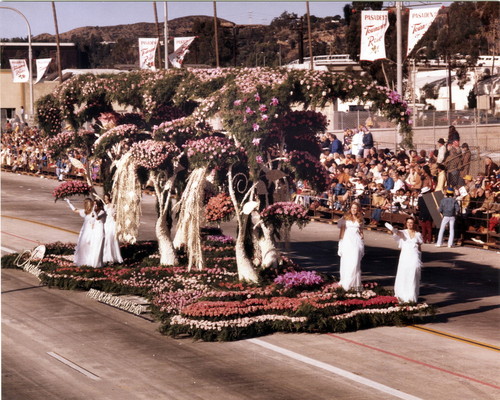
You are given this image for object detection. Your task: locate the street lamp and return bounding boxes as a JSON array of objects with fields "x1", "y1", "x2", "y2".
[
  {"x1": 0, "y1": 6, "x2": 34, "y2": 116},
  {"x1": 411, "y1": 46, "x2": 427, "y2": 127}
]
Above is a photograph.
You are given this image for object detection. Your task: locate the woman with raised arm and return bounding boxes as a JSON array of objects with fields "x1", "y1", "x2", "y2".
[
  {"x1": 337, "y1": 202, "x2": 365, "y2": 290},
  {"x1": 89, "y1": 199, "x2": 106, "y2": 268},
  {"x1": 386, "y1": 217, "x2": 423, "y2": 303},
  {"x1": 103, "y1": 193, "x2": 123, "y2": 264},
  {"x1": 65, "y1": 197, "x2": 96, "y2": 267}
]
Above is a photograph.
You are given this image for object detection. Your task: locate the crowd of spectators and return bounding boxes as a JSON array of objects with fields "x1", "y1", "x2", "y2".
[
  {"x1": 1, "y1": 122, "x2": 100, "y2": 181},
  {"x1": 302, "y1": 125, "x2": 500, "y2": 242}
]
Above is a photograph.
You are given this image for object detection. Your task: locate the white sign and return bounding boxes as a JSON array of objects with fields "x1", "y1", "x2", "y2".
[
  {"x1": 407, "y1": 7, "x2": 439, "y2": 55},
  {"x1": 35, "y1": 58, "x2": 52, "y2": 83},
  {"x1": 139, "y1": 38, "x2": 159, "y2": 70},
  {"x1": 360, "y1": 11, "x2": 389, "y2": 62},
  {"x1": 169, "y1": 36, "x2": 196, "y2": 68},
  {"x1": 9, "y1": 59, "x2": 30, "y2": 82}
]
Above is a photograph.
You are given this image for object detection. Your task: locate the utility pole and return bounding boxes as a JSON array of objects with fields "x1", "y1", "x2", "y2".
[
  {"x1": 299, "y1": 17, "x2": 304, "y2": 64},
  {"x1": 213, "y1": 1, "x2": 220, "y2": 68},
  {"x1": 51, "y1": 2, "x2": 63, "y2": 83},
  {"x1": 164, "y1": 2, "x2": 169, "y2": 70},
  {"x1": 153, "y1": 2, "x2": 162, "y2": 69},
  {"x1": 306, "y1": 1, "x2": 313, "y2": 70},
  {"x1": 396, "y1": 2, "x2": 402, "y2": 95}
]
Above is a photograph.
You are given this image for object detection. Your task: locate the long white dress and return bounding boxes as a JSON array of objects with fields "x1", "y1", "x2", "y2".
[
  {"x1": 337, "y1": 218, "x2": 365, "y2": 290},
  {"x1": 74, "y1": 210, "x2": 94, "y2": 267},
  {"x1": 88, "y1": 210, "x2": 105, "y2": 268},
  {"x1": 103, "y1": 204, "x2": 123, "y2": 264},
  {"x1": 393, "y1": 229, "x2": 423, "y2": 303}
]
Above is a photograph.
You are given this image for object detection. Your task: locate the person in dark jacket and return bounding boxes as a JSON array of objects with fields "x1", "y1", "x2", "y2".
[
  {"x1": 436, "y1": 187, "x2": 460, "y2": 247},
  {"x1": 417, "y1": 187, "x2": 433, "y2": 243},
  {"x1": 447, "y1": 125, "x2": 460, "y2": 143},
  {"x1": 329, "y1": 134, "x2": 344, "y2": 155},
  {"x1": 362, "y1": 127, "x2": 374, "y2": 158}
]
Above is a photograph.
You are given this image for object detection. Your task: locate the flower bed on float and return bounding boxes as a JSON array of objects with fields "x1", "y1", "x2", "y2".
[{"x1": 2, "y1": 237, "x2": 433, "y2": 342}]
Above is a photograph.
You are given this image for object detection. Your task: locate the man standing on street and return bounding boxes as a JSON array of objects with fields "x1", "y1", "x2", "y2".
[{"x1": 436, "y1": 187, "x2": 460, "y2": 248}]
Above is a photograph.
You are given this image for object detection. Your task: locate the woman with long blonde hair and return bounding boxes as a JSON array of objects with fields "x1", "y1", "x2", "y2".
[
  {"x1": 65, "y1": 197, "x2": 97, "y2": 267},
  {"x1": 337, "y1": 201, "x2": 365, "y2": 290}
]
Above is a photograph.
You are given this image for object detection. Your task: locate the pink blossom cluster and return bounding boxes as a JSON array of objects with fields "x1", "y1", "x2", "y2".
[
  {"x1": 261, "y1": 202, "x2": 309, "y2": 229},
  {"x1": 52, "y1": 180, "x2": 92, "y2": 201},
  {"x1": 130, "y1": 140, "x2": 180, "y2": 169},
  {"x1": 205, "y1": 235, "x2": 235, "y2": 244},
  {"x1": 274, "y1": 270, "x2": 324, "y2": 289},
  {"x1": 184, "y1": 136, "x2": 243, "y2": 168},
  {"x1": 46, "y1": 130, "x2": 75, "y2": 156}
]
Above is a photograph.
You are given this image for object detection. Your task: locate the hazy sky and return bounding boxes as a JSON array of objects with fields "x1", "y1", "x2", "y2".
[{"x1": 0, "y1": 1, "x2": 350, "y2": 39}]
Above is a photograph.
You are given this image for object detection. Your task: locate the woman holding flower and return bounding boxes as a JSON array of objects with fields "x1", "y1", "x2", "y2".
[
  {"x1": 103, "y1": 193, "x2": 123, "y2": 264},
  {"x1": 337, "y1": 202, "x2": 365, "y2": 290},
  {"x1": 387, "y1": 217, "x2": 423, "y2": 303}
]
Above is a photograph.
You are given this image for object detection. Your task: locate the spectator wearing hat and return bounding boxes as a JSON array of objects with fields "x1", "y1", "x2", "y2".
[
  {"x1": 462, "y1": 175, "x2": 474, "y2": 192},
  {"x1": 436, "y1": 187, "x2": 460, "y2": 247},
  {"x1": 437, "y1": 138, "x2": 447, "y2": 164},
  {"x1": 418, "y1": 187, "x2": 433, "y2": 243}
]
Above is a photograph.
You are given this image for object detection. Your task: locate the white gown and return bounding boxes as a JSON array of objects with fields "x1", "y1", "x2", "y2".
[
  {"x1": 393, "y1": 229, "x2": 423, "y2": 303},
  {"x1": 89, "y1": 210, "x2": 105, "y2": 268},
  {"x1": 74, "y1": 210, "x2": 95, "y2": 267},
  {"x1": 337, "y1": 218, "x2": 365, "y2": 290},
  {"x1": 103, "y1": 204, "x2": 123, "y2": 264}
]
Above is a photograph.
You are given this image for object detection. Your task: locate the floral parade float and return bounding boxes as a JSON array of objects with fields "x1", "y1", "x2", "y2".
[{"x1": 2, "y1": 67, "x2": 432, "y2": 341}]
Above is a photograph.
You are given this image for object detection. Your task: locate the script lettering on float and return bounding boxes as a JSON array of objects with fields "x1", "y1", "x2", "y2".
[{"x1": 14, "y1": 245, "x2": 46, "y2": 277}]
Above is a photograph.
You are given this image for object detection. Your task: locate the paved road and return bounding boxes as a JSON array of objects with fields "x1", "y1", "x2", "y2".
[{"x1": 2, "y1": 173, "x2": 499, "y2": 399}]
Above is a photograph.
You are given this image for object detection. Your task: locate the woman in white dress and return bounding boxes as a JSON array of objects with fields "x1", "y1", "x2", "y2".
[
  {"x1": 89, "y1": 199, "x2": 105, "y2": 268},
  {"x1": 103, "y1": 193, "x2": 123, "y2": 264},
  {"x1": 337, "y1": 202, "x2": 365, "y2": 290},
  {"x1": 388, "y1": 217, "x2": 423, "y2": 303}
]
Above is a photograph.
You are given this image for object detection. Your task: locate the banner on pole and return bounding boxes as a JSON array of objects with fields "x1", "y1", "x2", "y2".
[
  {"x1": 9, "y1": 59, "x2": 30, "y2": 83},
  {"x1": 407, "y1": 7, "x2": 439, "y2": 56},
  {"x1": 360, "y1": 11, "x2": 389, "y2": 62},
  {"x1": 139, "y1": 38, "x2": 159, "y2": 70},
  {"x1": 168, "y1": 36, "x2": 196, "y2": 68},
  {"x1": 35, "y1": 58, "x2": 52, "y2": 83}
]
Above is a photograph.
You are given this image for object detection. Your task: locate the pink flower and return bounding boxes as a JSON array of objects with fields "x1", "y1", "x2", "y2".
[
  {"x1": 245, "y1": 107, "x2": 254, "y2": 115},
  {"x1": 254, "y1": 93, "x2": 261, "y2": 102},
  {"x1": 256, "y1": 155, "x2": 263, "y2": 164},
  {"x1": 252, "y1": 138, "x2": 261, "y2": 146},
  {"x1": 234, "y1": 100, "x2": 242, "y2": 106},
  {"x1": 259, "y1": 104, "x2": 267, "y2": 112},
  {"x1": 270, "y1": 97, "x2": 279, "y2": 106},
  {"x1": 261, "y1": 114, "x2": 268, "y2": 121},
  {"x1": 252, "y1": 123, "x2": 260, "y2": 131}
]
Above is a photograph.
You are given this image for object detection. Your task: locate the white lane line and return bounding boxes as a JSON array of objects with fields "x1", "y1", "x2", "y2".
[
  {"x1": 1, "y1": 246, "x2": 17, "y2": 254},
  {"x1": 248, "y1": 338, "x2": 422, "y2": 400},
  {"x1": 47, "y1": 352, "x2": 101, "y2": 381}
]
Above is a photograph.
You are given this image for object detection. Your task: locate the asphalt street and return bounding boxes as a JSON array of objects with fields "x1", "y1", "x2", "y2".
[{"x1": 2, "y1": 172, "x2": 499, "y2": 399}]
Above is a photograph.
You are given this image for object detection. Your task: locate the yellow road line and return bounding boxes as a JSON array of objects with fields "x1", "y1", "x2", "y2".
[
  {"x1": 410, "y1": 325, "x2": 500, "y2": 352},
  {"x1": 1, "y1": 215, "x2": 79, "y2": 235}
]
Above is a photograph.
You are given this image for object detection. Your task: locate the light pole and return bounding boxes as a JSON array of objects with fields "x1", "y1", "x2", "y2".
[
  {"x1": 0, "y1": 6, "x2": 34, "y2": 116},
  {"x1": 411, "y1": 47, "x2": 427, "y2": 128}
]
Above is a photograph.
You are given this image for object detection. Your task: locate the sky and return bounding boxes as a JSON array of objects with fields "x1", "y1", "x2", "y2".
[{"x1": 0, "y1": 1, "x2": 350, "y2": 39}]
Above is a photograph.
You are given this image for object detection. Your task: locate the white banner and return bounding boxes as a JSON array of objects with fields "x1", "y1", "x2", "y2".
[
  {"x1": 407, "y1": 7, "x2": 439, "y2": 55},
  {"x1": 35, "y1": 58, "x2": 52, "y2": 83},
  {"x1": 138, "y1": 38, "x2": 159, "y2": 70},
  {"x1": 169, "y1": 36, "x2": 196, "y2": 68},
  {"x1": 360, "y1": 11, "x2": 389, "y2": 62},
  {"x1": 9, "y1": 59, "x2": 30, "y2": 83}
]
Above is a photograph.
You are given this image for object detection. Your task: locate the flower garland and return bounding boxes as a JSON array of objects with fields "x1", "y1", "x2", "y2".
[
  {"x1": 53, "y1": 180, "x2": 92, "y2": 201},
  {"x1": 183, "y1": 136, "x2": 244, "y2": 169},
  {"x1": 261, "y1": 202, "x2": 309, "y2": 231}
]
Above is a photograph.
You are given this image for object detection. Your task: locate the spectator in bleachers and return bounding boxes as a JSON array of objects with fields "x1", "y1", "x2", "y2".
[{"x1": 436, "y1": 138, "x2": 447, "y2": 164}]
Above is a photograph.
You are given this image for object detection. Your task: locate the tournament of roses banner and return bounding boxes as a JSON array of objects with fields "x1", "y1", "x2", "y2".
[
  {"x1": 168, "y1": 36, "x2": 196, "y2": 68},
  {"x1": 35, "y1": 58, "x2": 52, "y2": 84},
  {"x1": 139, "y1": 38, "x2": 159, "y2": 70},
  {"x1": 9, "y1": 59, "x2": 30, "y2": 83},
  {"x1": 407, "y1": 7, "x2": 439, "y2": 55},
  {"x1": 360, "y1": 10, "x2": 389, "y2": 62}
]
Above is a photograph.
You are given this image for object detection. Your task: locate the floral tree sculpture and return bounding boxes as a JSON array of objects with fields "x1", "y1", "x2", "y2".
[{"x1": 130, "y1": 140, "x2": 181, "y2": 265}]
